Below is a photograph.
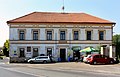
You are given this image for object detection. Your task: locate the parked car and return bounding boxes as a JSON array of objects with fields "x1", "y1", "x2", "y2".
[
  {"x1": 87, "y1": 54, "x2": 115, "y2": 65},
  {"x1": 83, "y1": 55, "x2": 91, "y2": 63},
  {"x1": 28, "y1": 56, "x2": 55, "y2": 64}
]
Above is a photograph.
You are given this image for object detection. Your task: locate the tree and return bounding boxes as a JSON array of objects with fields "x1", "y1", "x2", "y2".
[
  {"x1": 112, "y1": 34, "x2": 120, "y2": 58},
  {"x1": 2, "y1": 40, "x2": 9, "y2": 57},
  {"x1": 95, "y1": 45, "x2": 101, "y2": 54}
]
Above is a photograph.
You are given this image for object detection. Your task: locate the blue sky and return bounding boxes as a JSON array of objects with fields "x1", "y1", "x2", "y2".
[{"x1": 0, "y1": 0, "x2": 119, "y2": 46}]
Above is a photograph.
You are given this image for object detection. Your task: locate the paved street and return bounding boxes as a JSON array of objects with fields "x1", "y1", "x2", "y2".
[
  {"x1": 0, "y1": 60, "x2": 120, "y2": 77},
  {"x1": 0, "y1": 66, "x2": 37, "y2": 77}
]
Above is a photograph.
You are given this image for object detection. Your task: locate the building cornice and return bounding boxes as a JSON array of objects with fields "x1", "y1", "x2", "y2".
[
  {"x1": 9, "y1": 23, "x2": 113, "y2": 29},
  {"x1": 10, "y1": 40, "x2": 112, "y2": 44}
]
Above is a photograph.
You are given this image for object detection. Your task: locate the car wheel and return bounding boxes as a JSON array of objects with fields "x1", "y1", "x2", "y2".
[
  {"x1": 110, "y1": 60, "x2": 114, "y2": 64},
  {"x1": 30, "y1": 61, "x2": 33, "y2": 64},
  {"x1": 93, "y1": 61, "x2": 97, "y2": 65},
  {"x1": 43, "y1": 60, "x2": 47, "y2": 64}
]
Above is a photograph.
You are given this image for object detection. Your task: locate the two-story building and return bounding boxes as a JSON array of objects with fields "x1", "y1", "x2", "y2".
[{"x1": 7, "y1": 12, "x2": 115, "y2": 62}]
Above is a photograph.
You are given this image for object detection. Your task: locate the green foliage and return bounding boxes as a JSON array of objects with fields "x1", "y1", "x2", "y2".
[
  {"x1": 2, "y1": 40, "x2": 9, "y2": 57},
  {"x1": 95, "y1": 45, "x2": 101, "y2": 51},
  {"x1": 4, "y1": 40, "x2": 9, "y2": 51},
  {"x1": 113, "y1": 34, "x2": 120, "y2": 45},
  {"x1": 112, "y1": 34, "x2": 120, "y2": 58}
]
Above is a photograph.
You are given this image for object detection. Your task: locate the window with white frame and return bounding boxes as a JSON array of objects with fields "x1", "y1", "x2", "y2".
[
  {"x1": 99, "y1": 31, "x2": 104, "y2": 40},
  {"x1": 47, "y1": 31, "x2": 52, "y2": 40},
  {"x1": 87, "y1": 31, "x2": 91, "y2": 40},
  {"x1": 60, "y1": 31, "x2": 66, "y2": 40},
  {"x1": 74, "y1": 31, "x2": 79, "y2": 40},
  {"x1": 33, "y1": 31, "x2": 38, "y2": 40},
  {"x1": 19, "y1": 31, "x2": 25, "y2": 40}
]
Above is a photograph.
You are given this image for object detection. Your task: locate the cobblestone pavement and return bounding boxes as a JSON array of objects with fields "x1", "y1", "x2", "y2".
[{"x1": 9, "y1": 62, "x2": 120, "y2": 75}]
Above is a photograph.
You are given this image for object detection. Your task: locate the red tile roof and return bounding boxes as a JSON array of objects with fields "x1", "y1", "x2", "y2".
[{"x1": 7, "y1": 12, "x2": 115, "y2": 24}]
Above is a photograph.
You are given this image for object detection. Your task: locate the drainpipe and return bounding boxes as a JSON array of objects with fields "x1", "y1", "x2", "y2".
[{"x1": 112, "y1": 23, "x2": 116, "y2": 56}]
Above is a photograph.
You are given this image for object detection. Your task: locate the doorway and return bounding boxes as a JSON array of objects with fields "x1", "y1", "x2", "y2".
[
  {"x1": 60, "y1": 49, "x2": 66, "y2": 62},
  {"x1": 47, "y1": 48, "x2": 52, "y2": 56},
  {"x1": 33, "y1": 48, "x2": 38, "y2": 57},
  {"x1": 73, "y1": 50, "x2": 80, "y2": 61},
  {"x1": 19, "y1": 48, "x2": 25, "y2": 57}
]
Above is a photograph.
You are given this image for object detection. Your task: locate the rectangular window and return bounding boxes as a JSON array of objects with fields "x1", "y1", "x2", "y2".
[
  {"x1": 99, "y1": 31, "x2": 104, "y2": 40},
  {"x1": 74, "y1": 31, "x2": 78, "y2": 40},
  {"x1": 33, "y1": 31, "x2": 38, "y2": 40},
  {"x1": 87, "y1": 31, "x2": 91, "y2": 40},
  {"x1": 19, "y1": 31, "x2": 25, "y2": 40},
  {"x1": 60, "y1": 31, "x2": 65, "y2": 40},
  {"x1": 27, "y1": 47, "x2": 31, "y2": 52},
  {"x1": 47, "y1": 31, "x2": 52, "y2": 40}
]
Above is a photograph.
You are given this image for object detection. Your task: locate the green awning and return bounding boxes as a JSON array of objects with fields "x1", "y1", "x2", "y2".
[
  {"x1": 79, "y1": 47, "x2": 96, "y2": 52},
  {"x1": 72, "y1": 46, "x2": 81, "y2": 51}
]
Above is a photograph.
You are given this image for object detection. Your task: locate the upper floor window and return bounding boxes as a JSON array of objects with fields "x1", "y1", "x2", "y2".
[
  {"x1": 74, "y1": 31, "x2": 79, "y2": 40},
  {"x1": 87, "y1": 31, "x2": 91, "y2": 40},
  {"x1": 99, "y1": 31, "x2": 104, "y2": 40},
  {"x1": 60, "y1": 31, "x2": 65, "y2": 40},
  {"x1": 47, "y1": 31, "x2": 52, "y2": 40},
  {"x1": 19, "y1": 31, "x2": 25, "y2": 40},
  {"x1": 33, "y1": 31, "x2": 38, "y2": 40}
]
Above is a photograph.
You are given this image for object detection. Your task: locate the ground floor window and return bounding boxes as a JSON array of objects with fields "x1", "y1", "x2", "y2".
[
  {"x1": 33, "y1": 48, "x2": 38, "y2": 57},
  {"x1": 19, "y1": 48, "x2": 25, "y2": 57},
  {"x1": 27, "y1": 47, "x2": 31, "y2": 52}
]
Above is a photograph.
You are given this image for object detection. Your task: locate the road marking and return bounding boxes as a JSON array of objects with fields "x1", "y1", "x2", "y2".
[{"x1": 0, "y1": 66, "x2": 46, "y2": 77}]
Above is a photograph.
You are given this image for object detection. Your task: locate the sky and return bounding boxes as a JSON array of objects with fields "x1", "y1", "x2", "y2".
[{"x1": 0, "y1": 0, "x2": 120, "y2": 47}]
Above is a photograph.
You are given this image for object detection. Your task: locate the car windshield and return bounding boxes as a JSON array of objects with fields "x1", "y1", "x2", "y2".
[
  {"x1": 87, "y1": 55, "x2": 91, "y2": 57},
  {"x1": 35, "y1": 57, "x2": 39, "y2": 59},
  {"x1": 34, "y1": 56, "x2": 48, "y2": 59},
  {"x1": 88, "y1": 55, "x2": 92, "y2": 58},
  {"x1": 40, "y1": 57, "x2": 48, "y2": 59}
]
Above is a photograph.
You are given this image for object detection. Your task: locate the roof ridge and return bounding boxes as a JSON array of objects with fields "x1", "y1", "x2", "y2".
[
  {"x1": 7, "y1": 11, "x2": 116, "y2": 24},
  {"x1": 34, "y1": 11, "x2": 86, "y2": 14}
]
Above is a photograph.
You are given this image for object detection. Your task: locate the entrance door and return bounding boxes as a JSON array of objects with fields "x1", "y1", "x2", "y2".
[
  {"x1": 60, "y1": 49, "x2": 66, "y2": 62},
  {"x1": 73, "y1": 50, "x2": 80, "y2": 61},
  {"x1": 47, "y1": 48, "x2": 52, "y2": 56},
  {"x1": 33, "y1": 48, "x2": 38, "y2": 57},
  {"x1": 20, "y1": 48, "x2": 25, "y2": 57}
]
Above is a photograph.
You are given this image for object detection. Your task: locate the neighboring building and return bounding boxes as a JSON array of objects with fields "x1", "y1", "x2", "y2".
[{"x1": 7, "y1": 12, "x2": 115, "y2": 62}]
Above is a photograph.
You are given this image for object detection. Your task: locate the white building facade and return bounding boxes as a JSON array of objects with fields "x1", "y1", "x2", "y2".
[{"x1": 7, "y1": 12, "x2": 115, "y2": 62}]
